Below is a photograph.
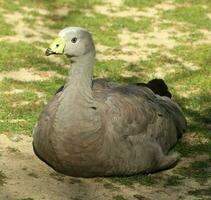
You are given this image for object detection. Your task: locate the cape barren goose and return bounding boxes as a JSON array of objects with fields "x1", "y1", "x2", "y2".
[{"x1": 33, "y1": 27, "x2": 186, "y2": 177}]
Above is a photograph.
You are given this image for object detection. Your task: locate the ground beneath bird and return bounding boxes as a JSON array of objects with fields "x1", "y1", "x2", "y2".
[{"x1": 0, "y1": 134, "x2": 210, "y2": 200}]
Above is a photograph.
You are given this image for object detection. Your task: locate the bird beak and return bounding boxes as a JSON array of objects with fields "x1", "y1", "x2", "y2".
[
  {"x1": 45, "y1": 48, "x2": 55, "y2": 56},
  {"x1": 45, "y1": 37, "x2": 65, "y2": 56}
]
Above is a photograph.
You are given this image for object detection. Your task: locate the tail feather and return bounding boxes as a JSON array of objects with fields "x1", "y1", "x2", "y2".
[{"x1": 137, "y1": 79, "x2": 172, "y2": 98}]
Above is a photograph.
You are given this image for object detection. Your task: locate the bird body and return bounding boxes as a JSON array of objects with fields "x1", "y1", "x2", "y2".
[{"x1": 33, "y1": 27, "x2": 186, "y2": 177}]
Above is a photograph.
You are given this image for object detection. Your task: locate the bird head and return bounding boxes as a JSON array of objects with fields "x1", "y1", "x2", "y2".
[{"x1": 45, "y1": 27, "x2": 95, "y2": 60}]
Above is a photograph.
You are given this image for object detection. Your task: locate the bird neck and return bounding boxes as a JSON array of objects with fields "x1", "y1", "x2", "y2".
[
  {"x1": 55, "y1": 51, "x2": 97, "y2": 129},
  {"x1": 63, "y1": 51, "x2": 96, "y2": 105},
  {"x1": 66, "y1": 51, "x2": 95, "y2": 94}
]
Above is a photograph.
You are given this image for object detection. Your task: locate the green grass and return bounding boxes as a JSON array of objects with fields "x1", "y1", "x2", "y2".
[
  {"x1": 177, "y1": 160, "x2": 211, "y2": 183},
  {"x1": 124, "y1": 0, "x2": 162, "y2": 9},
  {"x1": 40, "y1": 0, "x2": 103, "y2": 10},
  {"x1": 0, "y1": 0, "x2": 21, "y2": 12},
  {"x1": 49, "y1": 12, "x2": 120, "y2": 47},
  {"x1": 0, "y1": 0, "x2": 103, "y2": 12},
  {"x1": 164, "y1": 175, "x2": 184, "y2": 186},
  {"x1": 172, "y1": 30, "x2": 205, "y2": 44},
  {"x1": 95, "y1": 60, "x2": 127, "y2": 81},
  {"x1": 95, "y1": 60, "x2": 146, "y2": 83},
  {"x1": 0, "y1": 41, "x2": 68, "y2": 75},
  {"x1": 174, "y1": 0, "x2": 211, "y2": 10},
  {"x1": 112, "y1": 17, "x2": 152, "y2": 32},
  {"x1": 172, "y1": 44, "x2": 211, "y2": 68},
  {"x1": 110, "y1": 174, "x2": 156, "y2": 186},
  {"x1": 103, "y1": 182, "x2": 119, "y2": 191},
  {"x1": 0, "y1": 14, "x2": 15, "y2": 36},
  {"x1": 0, "y1": 78, "x2": 64, "y2": 134},
  {"x1": 164, "y1": 44, "x2": 211, "y2": 156},
  {"x1": 49, "y1": 11, "x2": 152, "y2": 47},
  {"x1": 174, "y1": 141, "x2": 211, "y2": 157},
  {"x1": 188, "y1": 188, "x2": 211, "y2": 197},
  {"x1": 163, "y1": 5, "x2": 211, "y2": 30}
]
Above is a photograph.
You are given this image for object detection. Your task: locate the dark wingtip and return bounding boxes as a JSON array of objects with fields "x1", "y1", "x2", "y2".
[
  {"x1": 147, "y1": 79, "x2": 172, "y2": 98},
  {"x1": 136, "y1": 79, "x2": 172, "y2": 98}
]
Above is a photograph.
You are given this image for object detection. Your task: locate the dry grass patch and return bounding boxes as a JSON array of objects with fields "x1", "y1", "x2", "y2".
[{"x1": 0, "y1": 68, "x2": 63, "y2": 82}]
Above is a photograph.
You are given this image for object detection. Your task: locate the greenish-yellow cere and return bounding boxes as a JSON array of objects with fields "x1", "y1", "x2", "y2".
[{"x1": 49, "y1": 37, "x2": 65, "y2": 54}]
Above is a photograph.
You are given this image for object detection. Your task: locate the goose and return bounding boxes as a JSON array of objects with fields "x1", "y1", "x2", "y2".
[{"x1": 33, "y1": 27, "x2": 186, "y2": 177}]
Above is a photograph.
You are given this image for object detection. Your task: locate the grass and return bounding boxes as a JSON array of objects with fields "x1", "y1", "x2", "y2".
[
  {"x1": 0, "y1": 14, "x2": 15, "y2": 36},
  {"x1": 175, "y1": 0, "x2": 211, "y2": 10},
  {"x1": 0, "y1": 171, "x2": 7, "y2": 186},
  {"x1": 41, "y1": 0, "x2": 103, "y2": 10},
  {"x1": 177, "y1": 160, "x2": 211, "y2": 183},
  {"x1": 0, "y1": 41, "x2": 68, "y2": 75},
  {"x1": 18, "y1": 198, "x2": 34, "y2": 200},
  {"x1": 95, "y1": 60, "x2": 127, "y2": 81},
  {"x1": 0, "y1": 0, "x2": 103, "y2": 12},
  {"x1": 172, "y1": 44, "x2": 211, "y2": 68},
  {"x1": 188, "y1": 188, "x2": 211, "y2": 197},
  {"x1": 174, "y1": 141, "x2": 211, "y2": 157},
  {"x1": 49, "y1": 12, "x2": 120, "y2": 47},
  {"x1": 110, "y1": 174, "x2": 156, "y2": 186},
  {"x1": 112, "y1": 17, "x2": 152, "y2": 32},
  {"x1": 0, "y1": 77, "x2": 65, "y2": 134},
  {"x1": 124, "y1": 0, "x2": 162, "y2": 9},
  {"x1": 163, "y1": 5, "x2": 211, "y2": 30},
  {"x1": 0, "y1": 93, "x2": 42, "y2": 134},
  {"x1": 164, "y1": 175, "x2": 184, "y2": 186},
  {"x1": 103, "y1": 182, "x2": 119, "y2": 191},
  {"x1": 113, "y1": 195, "x2": 127, "y2": 200},
  {"x1": 49, "y1": 11, "x2": 152, "y2": 47},
  {"x1": 172, "y1": 30, "x2": 205, "y2": 44},
  {"x1": 0, "y1": 0, "x2": 211, "y2": 199}
]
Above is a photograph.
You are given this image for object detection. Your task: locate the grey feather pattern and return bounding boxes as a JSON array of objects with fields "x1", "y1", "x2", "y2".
[{"x1": 33, "y1": 78, "x2": 186, "y2": 177}]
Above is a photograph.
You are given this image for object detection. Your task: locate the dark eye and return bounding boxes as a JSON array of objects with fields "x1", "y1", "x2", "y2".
[
  {"x1": 56, "y1": 44, "x2": 59, "y2": 47},
  {"x1": 71, "y1": 37, "x2": 77, "y2": 43}
]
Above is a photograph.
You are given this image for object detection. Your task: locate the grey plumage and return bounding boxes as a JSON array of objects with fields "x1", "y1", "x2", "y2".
[{"x1": 33, "y1": 27, "x2": 186, "y2": 177}]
